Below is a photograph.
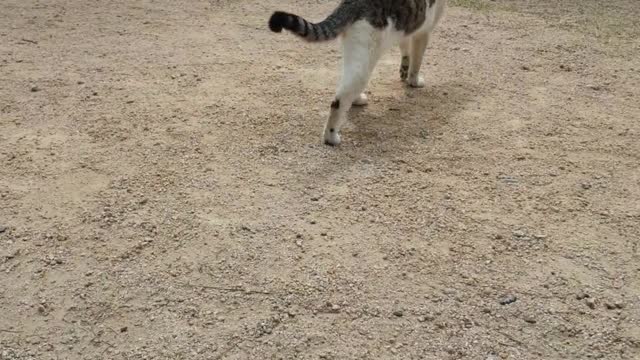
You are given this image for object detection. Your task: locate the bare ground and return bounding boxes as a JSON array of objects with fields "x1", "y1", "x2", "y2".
[{"x1": 1, "y1": 0, "x2": 639, "y2": 359}]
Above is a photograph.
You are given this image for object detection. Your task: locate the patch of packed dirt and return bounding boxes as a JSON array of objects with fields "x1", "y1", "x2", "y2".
[{"x1": 1, "y1": 0, "x2": 639, "y2": 358}]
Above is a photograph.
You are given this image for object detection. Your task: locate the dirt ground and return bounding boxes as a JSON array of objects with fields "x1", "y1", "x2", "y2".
[{"x1": 1, "y1": 0, "x2": 639, "y2": 359}]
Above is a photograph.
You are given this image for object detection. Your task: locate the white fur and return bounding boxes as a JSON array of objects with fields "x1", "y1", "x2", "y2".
[{"x1": 323, "y1": 1, "x2": 446, "y2": 146}]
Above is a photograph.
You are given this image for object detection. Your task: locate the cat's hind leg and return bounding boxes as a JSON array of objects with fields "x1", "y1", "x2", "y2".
[
  {"x1": 323, "y1": 22, "x2": 383, "y2": 146},
  {"x1": 407, "y1": 32, "x2": 430, "y2": 88},
  {"x1": 399, "y1": 39, "x2": 410, "y2": 81}
]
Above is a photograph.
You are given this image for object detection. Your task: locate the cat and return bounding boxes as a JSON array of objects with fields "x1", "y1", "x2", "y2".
[{"x1": 268, "y1": 0, "x2": 447, "y2": 145}]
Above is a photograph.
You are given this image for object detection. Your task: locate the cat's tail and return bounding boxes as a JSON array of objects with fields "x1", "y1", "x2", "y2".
[{"x1": 268, "y1": 5, "x2": 356, "y2": 42}]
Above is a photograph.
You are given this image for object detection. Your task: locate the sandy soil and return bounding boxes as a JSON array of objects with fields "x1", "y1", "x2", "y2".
[{"x1": 1, "y1": 0, "x2": 639, "y2": 359}]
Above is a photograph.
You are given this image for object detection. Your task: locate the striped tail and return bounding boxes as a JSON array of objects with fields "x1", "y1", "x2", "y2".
[{"x1": 268, "y1": 11, "x2": 346, "y2": 42}]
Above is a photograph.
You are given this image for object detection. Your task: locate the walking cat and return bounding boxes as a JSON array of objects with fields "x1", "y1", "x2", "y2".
[{"x1": 268, "y1": 0, "x2": 447, "y2": 145}]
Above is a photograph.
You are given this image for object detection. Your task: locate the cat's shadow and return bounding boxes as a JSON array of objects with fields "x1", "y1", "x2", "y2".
[
  {"x1": 345, "y1": 79, "x2": 478, "y2": 153},
  {"x1": 301, "y1": 79, "x2": 480, "y2": 185}
]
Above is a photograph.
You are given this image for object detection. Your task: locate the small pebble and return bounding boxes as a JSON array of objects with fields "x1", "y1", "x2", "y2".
[
  {"x1": 585, "y1": 298, "x2": 596, "y2": 309},
  {"x1": 30, "y1": 86, "x2": 40, "y2": 92},
  {"x1": 499, "y1": 295, "x2": 517, "y2": 305},
  {"x1": 576, "y1": 292, "x2": 589, "y2": 300},
  {"x1": 605, "y1": 300, "x2": 624, "y2": 310},
  {"x1": 524, "y1": 316, "x2": 537, "y2": 324},
  {"x1": 120, "y1": 326, "x2": 128, "y2": 333},
  {"x1": 0, "y1": 226, "x2": 7, "y2": 233},
  {"x1": 393, "y1": 310, "x2": 404, "y2": 317}
]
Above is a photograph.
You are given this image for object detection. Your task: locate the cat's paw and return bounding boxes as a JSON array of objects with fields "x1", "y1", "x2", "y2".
[
  {"x1": 323, "y1": 128, "x2": 341, "y2": 146},
  {"x1": 407, "y1": 75, "x2": 425, "y2": 88},
  {"x1": 353, "y1": 93, "x2": 368, "y2": 106}
]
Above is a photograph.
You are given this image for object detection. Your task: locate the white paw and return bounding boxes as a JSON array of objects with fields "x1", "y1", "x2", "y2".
[
  {"x1": 408, "y1": 75, "x2": 425, "y2": 88},
  {"x1": 353, "y1": 93, "x2": 368, "y2": 106},
  {"x1": 323, "y1": 128, "x2": 341, "y2": 146}
]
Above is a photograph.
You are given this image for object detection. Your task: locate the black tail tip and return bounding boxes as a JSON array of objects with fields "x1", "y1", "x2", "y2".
[{"x1": 269, "y1": 11, "x2": 290, "y2": 33}]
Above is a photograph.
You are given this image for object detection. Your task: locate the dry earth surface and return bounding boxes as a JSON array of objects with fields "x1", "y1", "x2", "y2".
[{"x1": 1, "y1": 0, "x2": 639, "y2": 359}]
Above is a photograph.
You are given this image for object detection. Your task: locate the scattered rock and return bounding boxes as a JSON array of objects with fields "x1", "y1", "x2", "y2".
[
  {"x1": 120, "y1": 326, "x2": 128, "y2": 333},
  {"x1": 310, "y1": 196, "x2": 320, "y2": 202},
  {"x1": 498, "y1": 175, "x2": 518, "y2": 184},
  {"x1": 524, "y1": 315, "x2": 537, "y2": 324},
  {"x1": 512, "y1": 230, "x2": 525, "y2": 238},
  {"x1": 585, "y1": 298, "x2": 596, "y2": 309},
  {"x1": 581, "y1": 183, "x2": 592, "y2": 190},
  {"x1": 392, "y1": 310, "x2": 404, "y2": 317},
  {"x1": 0, "y1": 225, "x2": 7, "y2": 233},
  {"x1": 521, "y1": 65, "x2": 531, "y2": 71},
  {"x1": 576, "y1": 292, "x2": 589, "y2": 300},
  {"x1": 604, "y1": 300, "x2": 624, "y2": 310},
  {"x1": 499, "y1": 295, "x2": 517, "y2": 305},
  {"x1": 30, "y1": 85, "x2": 40, "y2": 92}
]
